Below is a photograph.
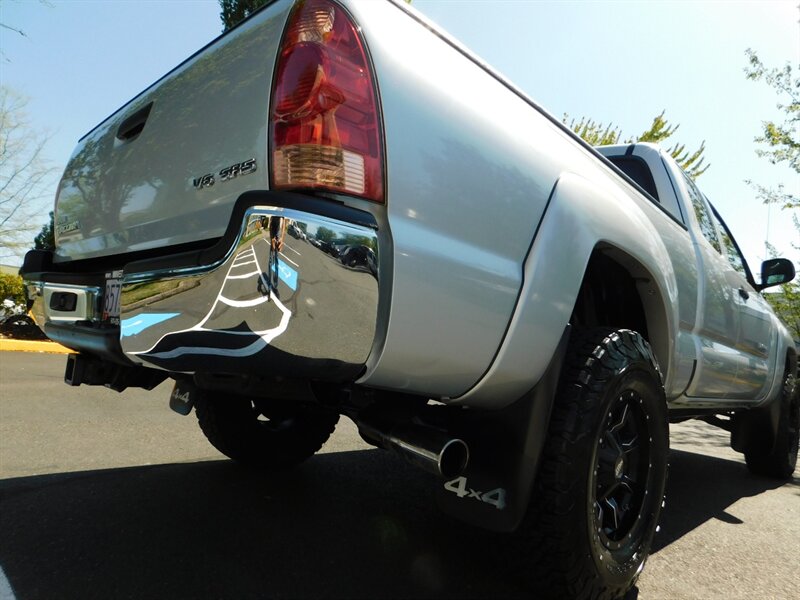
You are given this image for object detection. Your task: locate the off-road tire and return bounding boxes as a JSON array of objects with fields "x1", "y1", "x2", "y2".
[
  {"x1": 195, "y1": 390, "x2": 339, "y2": 469},
  {"x1": 514, "y1": 328, "x2": 669, "y2": 600},
  {"x1": 744, "y1": 367, "x2": 799, "y2": 479}
]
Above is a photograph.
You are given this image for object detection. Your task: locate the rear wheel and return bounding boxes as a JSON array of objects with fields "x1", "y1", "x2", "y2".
[
  {"x1": 514, "y1": 328, "x2": 668, "y2": 600},
  {"x1": 195, "y1": 390, "x2": 339, "y2": 469},
  {"x1": 744, "y1": 366, "x2": 799, "y2": 479}
]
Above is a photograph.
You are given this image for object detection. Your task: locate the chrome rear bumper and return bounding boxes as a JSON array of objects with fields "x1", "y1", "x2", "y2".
[{"x1": 26, "y1": 204, "x2": 380, "y2": 380}]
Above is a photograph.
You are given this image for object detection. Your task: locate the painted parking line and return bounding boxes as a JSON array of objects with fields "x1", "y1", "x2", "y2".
[
  {"x1": 133, "y1": 244, "x2": 292, "y2": 360},
  {"x1": 277, "y1": 259, "x2": 298, "y2": 291},
  {"x1": 218, "y1": 295, "x2": 270, "y2": 308},
  {"x1": 278, "y1": 252, "x2": 299, "y2": 268},
  {"x1": 227, "y1": 270, "x2": 261, "y2": 279},
  {"x1": 121, "y1": 313, "x2": 180, "y2": 337},
  {"x1": 255, "y1": 238, "x2": 299, "y2": 290}
]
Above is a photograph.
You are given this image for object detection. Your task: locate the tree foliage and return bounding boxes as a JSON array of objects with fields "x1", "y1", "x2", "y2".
[
  {"x1": 564, "y1": 110, "x2": 709, "y2": 178},
  {"x1": 744, "y1": 50, "x2": 799, "y2": 338},
  {"x1": 765, "y1": 281, "x2": 800, "y2": 341},
  {"x1": 0, "y1": 273, "x2": 25, "y2": 308},
  {"x1": 744, "y1": 49, "x2": 799, "y2": 210},
  {"x1": 0, "y1": 86, "x2": 56, "y2": 261},
  {"x1": 34, "y1": 210, "x2": 55, "y2": 251},
  {"x1": 219, "y1": 0, "x2": 412, "y2": 31},
  {"x1": 564, "y1": 117, "x2": 622, "y2": 146},
  {"x1": 316, "y1": 226, "x2": 335, "y2": 243},
  {"x1": 764, "y1": 229, "x2": 800, "y2": 341},
  {"x1": 219, "y1": 0, "x2": 269, "y2": 32}
]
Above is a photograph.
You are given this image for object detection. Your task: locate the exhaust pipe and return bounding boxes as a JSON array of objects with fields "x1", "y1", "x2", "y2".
[{"x1": 357, "y1": 417, "x2": 469, "y2": 479}]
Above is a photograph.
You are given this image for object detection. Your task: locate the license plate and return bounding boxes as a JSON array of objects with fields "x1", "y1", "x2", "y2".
[{"x1": 103, "y1": 270, "x2": 123, "y2": 324}]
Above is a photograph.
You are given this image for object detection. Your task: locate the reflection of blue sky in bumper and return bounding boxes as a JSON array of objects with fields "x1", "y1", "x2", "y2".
[
  {"x1": 121, "y1": 313, "x2": 180, "y2": 337},
  {"x1": 278, "y1": 259, "x2": 297, "y2": 291}
]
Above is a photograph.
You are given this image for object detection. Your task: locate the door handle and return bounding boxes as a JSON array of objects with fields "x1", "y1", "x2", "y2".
[
  {"x1": 116, "y1": 102, "x2": 153, "y2": 142},
  {"x1": 738, "y1": 287, "x2": 750, "y2": 301}
]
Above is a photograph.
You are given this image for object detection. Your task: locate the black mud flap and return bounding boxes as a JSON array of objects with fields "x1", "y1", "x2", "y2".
[
  {"x1": 169, "y1": 379, "x2": 197, "y2": 416},
  {"x1": 435, "y1": 326, "x2": 570, "y2": 533},
  {"x1": 731, "y1": 351, "x2": 797, "y2": 456}
]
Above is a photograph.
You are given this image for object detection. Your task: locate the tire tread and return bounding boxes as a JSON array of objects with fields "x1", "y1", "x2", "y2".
[
  {"x1": 509, "y1": 328, "x2": 667, "y2": 600},
  {"x1": 195, "y1": 391, "x2": 338, "y2": 470}
]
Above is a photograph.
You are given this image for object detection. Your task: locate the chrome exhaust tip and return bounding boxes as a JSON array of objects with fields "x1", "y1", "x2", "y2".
[
  {"x1": 436, "y1": 438, "x2": 470, "y2": 479},
  {"x1": 357, "y1": 418, "x2": 470, "y2": 479}
]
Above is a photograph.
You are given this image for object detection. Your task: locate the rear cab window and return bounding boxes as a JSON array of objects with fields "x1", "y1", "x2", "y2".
[{"x1": 597, "y1": 144, "x2": 686, "y2": 224}]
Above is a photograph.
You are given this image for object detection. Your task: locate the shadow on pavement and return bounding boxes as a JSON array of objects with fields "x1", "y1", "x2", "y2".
[
  {"x1": 652, "y1": 449, "x2": 797, "y2": 552},
  {"x1": 1, "y1": 448, "x2": 795, "y2": 599},
  {"x1": 0, "y1": 450, "x2": 524, "y2": 600},
  {"x1": 667, "y1": 423, "x2": 733, "y2": 449}
]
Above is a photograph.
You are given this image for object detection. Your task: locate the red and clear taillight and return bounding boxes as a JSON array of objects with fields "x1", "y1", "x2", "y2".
[{"x1": 270, "y1": 0, "x2": 384, "y2": 202}]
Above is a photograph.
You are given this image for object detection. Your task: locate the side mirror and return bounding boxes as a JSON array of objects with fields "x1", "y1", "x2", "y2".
[{"x1": 759, "y1": 258, "x2": 796, "y2": 291}]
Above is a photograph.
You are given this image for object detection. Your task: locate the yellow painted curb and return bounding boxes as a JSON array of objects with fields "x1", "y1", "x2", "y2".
[{"x1": 0, "y1": 339, "x2": 72, "y2": 354}]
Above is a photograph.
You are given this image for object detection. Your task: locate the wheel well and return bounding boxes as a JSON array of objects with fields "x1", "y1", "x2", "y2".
[
  {"x1": 571, "y1": 248, "x2": 670, "y2": 378},
  {"x1": 787, "y1": 348, "x2": 798, "y2": 380}
]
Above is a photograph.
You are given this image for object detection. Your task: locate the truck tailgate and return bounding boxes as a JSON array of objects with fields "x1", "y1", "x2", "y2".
[{"x1": 54, "y1": 1, "x2": 291, "y2": 263}]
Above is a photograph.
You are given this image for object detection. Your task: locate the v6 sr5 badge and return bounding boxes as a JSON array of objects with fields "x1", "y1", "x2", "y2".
[{"x1": 193, "y1": 158, "x2": 257, "y2": 190}]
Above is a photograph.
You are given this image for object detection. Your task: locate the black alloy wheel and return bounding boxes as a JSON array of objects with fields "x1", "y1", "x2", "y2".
[
  {"x1": 592, "y1": 390, "x2": 654, "y2": 556},
  {"x1": 512, "y1": 328, "x2": 668, "y2": 600}
]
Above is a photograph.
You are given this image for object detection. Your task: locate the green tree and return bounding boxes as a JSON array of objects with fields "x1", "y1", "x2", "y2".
[
  {"x1": 219, "y1": 0, "x2": 268, "y2": 32},
  {"x1": 764, "y1": 233, "x2": 800, "y2": 340},
  {"x1": 745, "y1": 50, "x2": 799, "y2": 339},
  {"x1": 564, "y1": 110, "x2": 709, "y2": 179},
  {"x1": 219, "y1": 0, "x2": 412, "y2": 31},
  {"x1": 0, "y1": 273, "x2": 25, "y2": 309},
  {"x1": 315, "y1": 226, "x2": 335, "y2": 243},
  {"x1": 744, "y1": 49, "x2": 798, "y2": 210},
  {"x1": 765, "y1": 282, "x2": 800, "y2": 340},
  {"x1": 563, "y1": 116, "x2": 622, "y2": 146},
  {"x1": 33, "y1": 210, "x2": 54, "y2": 251}
]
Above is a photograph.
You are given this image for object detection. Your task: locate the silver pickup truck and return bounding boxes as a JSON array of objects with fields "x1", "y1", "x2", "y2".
[{"x1": 20, "y1": 1, "x2": 798, "y2": 598}]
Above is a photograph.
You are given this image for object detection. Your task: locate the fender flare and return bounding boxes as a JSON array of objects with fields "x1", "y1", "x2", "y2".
[{"x1": 452, "y1": 172, "x2": 678, "y2": 409}]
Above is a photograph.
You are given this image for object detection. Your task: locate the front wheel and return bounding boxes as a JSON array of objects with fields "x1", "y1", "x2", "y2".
[
  {"x1": 514, "y1": 328, "x2": 669, "y2": 600},
  {"x1": 194, "y1": 390, "x2": 339, "y2": 470}
]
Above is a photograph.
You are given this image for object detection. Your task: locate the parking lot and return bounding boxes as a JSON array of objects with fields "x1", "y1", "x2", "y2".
[{"x1": 1, "y1": 352, "x2": 797, "y2": 599}]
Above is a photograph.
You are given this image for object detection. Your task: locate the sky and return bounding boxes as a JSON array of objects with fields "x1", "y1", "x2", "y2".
[{"x1": 1, "y1": 0, "x2": 798, "y2": 272}]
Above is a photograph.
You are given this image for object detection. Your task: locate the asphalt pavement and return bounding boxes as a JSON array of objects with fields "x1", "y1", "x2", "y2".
[{"x1": 0, "y1": 352, "x2": 797, "y2": 599}]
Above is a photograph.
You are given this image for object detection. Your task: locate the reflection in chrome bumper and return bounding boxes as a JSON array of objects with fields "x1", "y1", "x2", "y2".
[
  {"x1": 27, "y1": 282, "x2": 102, "y2": 325},
  {"x1": 28, "y1": 206, "x2": 380, "y2": 380}
]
